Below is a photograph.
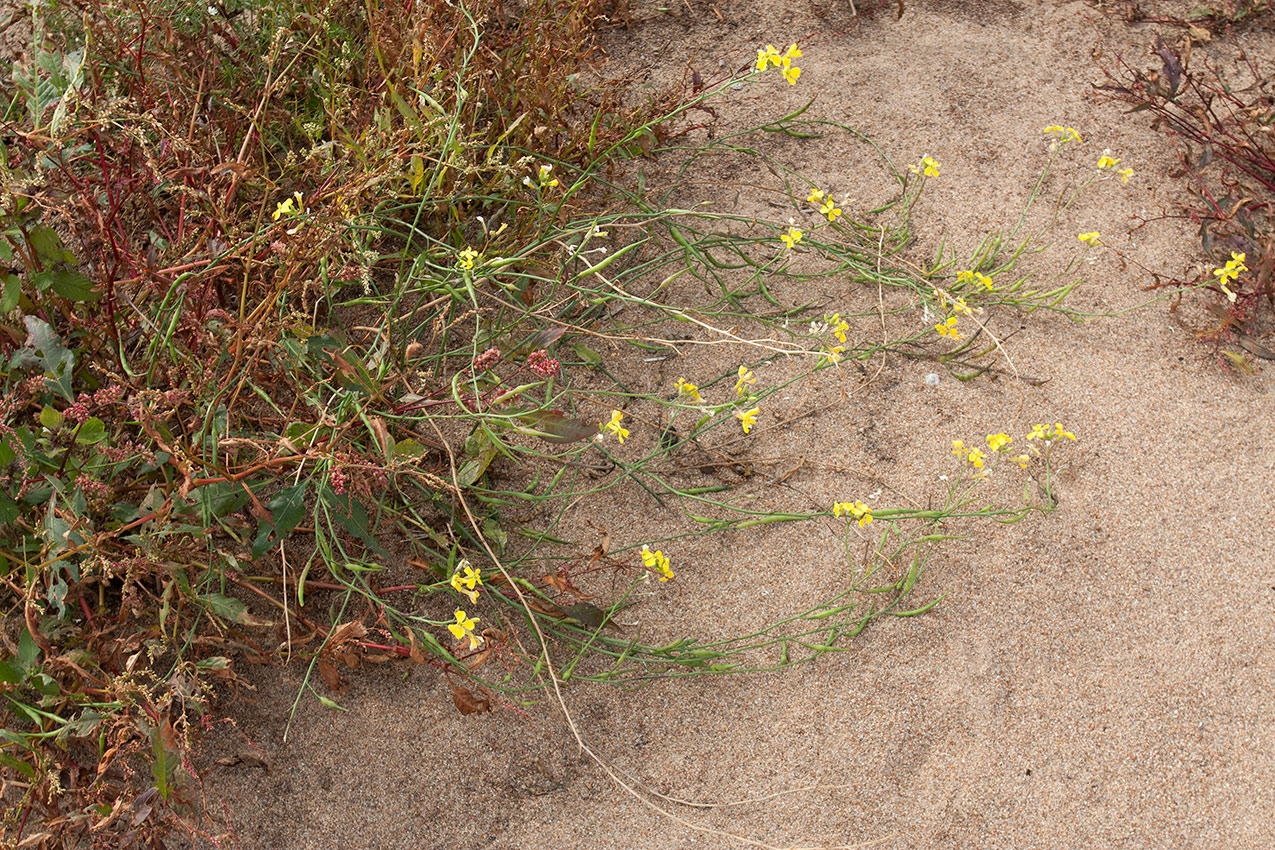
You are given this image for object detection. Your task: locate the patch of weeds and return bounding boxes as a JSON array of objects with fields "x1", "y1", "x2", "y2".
[
  {"x1": 1, "y1": 6, "x2": 1097, "y2": 844},
  {"x1": 1097, "y1": 25, "x2": 1274, "y2": 368}
]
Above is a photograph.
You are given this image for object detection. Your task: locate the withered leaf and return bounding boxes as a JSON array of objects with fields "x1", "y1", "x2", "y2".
[
  {"x1": 542, "y1": 573, "x2": 571, "y2": 592},
  {"x1": 524, "y1": 597, "x2": 570, "y2": 619},
  {"x1": 450, "y1": 682, "x2": 491, "y2": 716},
  {"x1": 329, "y1": 621, "x2": 368, "y2": 645},
  {"x1": 317, "y1": 658, "x2": 344, "y2": 693}
]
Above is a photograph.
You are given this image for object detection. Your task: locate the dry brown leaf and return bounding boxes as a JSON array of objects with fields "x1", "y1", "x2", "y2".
[
  {"x1": 317, "y1": 658, "x2": 344, "y2": 693},
  {"x1": 408, "y1": 629, "x2": 426, "y2": 665},
  {"x1": 450, "y1": 682, "x2": 491, "y2": 715},
  {"x1": 329, "y1": 621, "x2": 368, "y2": 644},
  {"x1": 524, "y1": 597, "x2": 570, "y2": 619}
]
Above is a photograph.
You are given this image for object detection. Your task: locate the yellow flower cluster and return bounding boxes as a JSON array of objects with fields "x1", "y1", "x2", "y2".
[
  {"x1": 781, "y1": 226, "x2": 804, "y2": 250},
  {"x1": 1212, "y1": 251, "x2": 1247, "y2": 302},
  {"x1": 907, "y1": 156, "x2": 941, "y2": 178},
  {"x1": 935, "y1": 316, "x2": 961, "y2": 339},
  {"x1": 600, "y1": 410, "x2": 629, "y2": 443},
  {"x1": 734, "y1": 366, "x2": 756, "y2": 397},
  {"x1": 807, "y1": 188, "x2": 842, "y2": 222},
  {"x1": 1044, "y1": 125, "x2": 1082, "y2": 144},
  {"x1": 450, "y1": 560, "x2": 483, "y2": 604},
  {"x1": 457, "y1": 246, "x2": 480, "y2": 270},
  {"x1": 735, "y1": 407, "x2": 760, "y2": 433},
  {"x1": 641, "y1": 545, "x2": 674, "y2": 581},
  {"x1": 1078, "y1": 231, "x2": 1100, "y2": 245},
  {"x1": 952, "y1": 440, "x2": 986, "y2": 469},
  {"x1": 448, "y1": 609, "x2": 483, "y2": 650},
  {"x1": 1097, "y1": 149, "x2": 1135, "y2": 183},
  {"x1": 1027, "y1": 422, "x2": 1075, "y2": 441},
  {"x1": 832, "y1": 500, "x2": 873, "y2": 527},
  {"x1": 272, "y1": 191, "x2": 304, "y2": 221},
  {"x1": 756, "y1": 43, "x2": 802, "y2": 85},
  {"x1": 675, "y1": 377, "x2": 702, "y2": 402},
  {"x1": 956, "y1": 269, "x2": 995, "y2": 291}
]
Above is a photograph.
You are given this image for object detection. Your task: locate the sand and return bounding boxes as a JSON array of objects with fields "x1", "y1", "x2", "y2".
[{"x1": 185, "y1": 2, "x2": 1275, "y2": 848}]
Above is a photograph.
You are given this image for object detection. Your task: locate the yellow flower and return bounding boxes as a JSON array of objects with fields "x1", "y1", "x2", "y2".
[
  {"x1": 833, "y1": 500, "x2": 872, "y2": 527},
  {"x1": 1043, "y1": 125, "x2": 1082, "y2": 144},
  {"x1": 272, "y1": 191, "x2": 303, "y2": 221},
  {"x1": 952, "y1": 439, "x2": 966, "y2": 457},
  {"x1": 756, "y1": 44, "x2": 781, "y2": 71},
  {"x1": 601, "y1": 410, "x2": 629, "y2": 443},
  {"x1": 935, "y1": 316, "x2": 961, "y2": 339},
  {"x1": 782, "y1": 43, "x2": 802, "y2": 64},
  {"x1": 1027, "y1": 423, "x2": 1049, "y2": 440},
  {"x1": 734, "y1": 366, "x2": 756, "y2": 396},
  {"x1": 448, "y1": 608, "x2": 483, "y2": 650},
  {"x1": 807, "y1": 188, "x2": 826, "y2": 204},
  {"x1": 966, "y1": 448, "x2": 986, "y2": 468},
  {"x1": 781, "y1": 226, "x2": 803, "y2": 250},
  {"x1": 823, "y1": 345, "x2": 846, "y2": 365},
  {"x1": 675, "y1": 377, "x2": 702, "y2": 402},
  {"x1": 538, "y1": 164, "x2": 560, "y2": 188},
  {"x1": 952, "y1": 297, "x2": 972, "y2": 316},
  {"x1": 1012, "y1": 455, "x2": 1030, "y2": 468},
  {"x1": 1052, "y1": 422, "x2": 1075, "y2": 440},
  {"x1": 986, "y1": 432, "x2": 1013, "y2": 452},
  {"x1": 922, "y1": 156, "x2": 941, "y2": 177},
  {"x1": 735, "y1": 407, "x2": 760, "y2": 434},
  {"x1": 1097, "y1": 151, "x2": 1121, "y2": 170},
  {"x1": 457, "y1": 247, "x2": 480, "y2": 271},
  {"x1": 975, "y1": 272, "x2": 994, "y2": 290},
  {"x1": 828, "y1": 313, "x2": 849, "y2": 343},
  {"x1": 449, "y1": 560, "x2": 483, "y2": 604},
  {"x1": 1117, "y1": 167, "x2": 1134, "y2": 183},
  {"x1": 641, "y1": 545, "x2": 674, "y2": 581},
  {"x1": 781, "y1": 64, "x2": 801, "y2": 85},
  {"x1": 1078, "y1": 231, "x2": 1100, "y2": 245},
  {"x1": 956, "y1": 270, "x2": 975, "y2": 285},
  {"x1": 819, "y1": 199, "x2": 842, "y2": 222}
]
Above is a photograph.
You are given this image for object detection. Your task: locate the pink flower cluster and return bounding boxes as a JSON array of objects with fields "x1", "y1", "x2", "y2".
[
  {"x1": 472, "y1": 347, "x2": 501, "y2": 372},
  {"x1": 526, "y1": 349, "x2": 560, "y2": 378}
]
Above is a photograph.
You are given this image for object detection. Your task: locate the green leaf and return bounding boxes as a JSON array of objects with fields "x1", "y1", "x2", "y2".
[
  {"x1": 514, "y1": 409, "x2": 597, "y2": 443},
  {"x1": 0, "y1": 273, "x2": 19, "y2": 313},
  {"x1": 391, "y1": 438, "x2": 427, "y2": 460},
  {"x1": 39, "y1": 405, "x2": 64, "y2": 430},
  {"x1": 0, "y1": 753, "x2": 36, "y2": 779},
  {"x1": 198, "y1": 592, "x2": 248, "y2": 623},
  {"x1": 0, "y1": 493, "x2": 15, "y2": 527},
  {"x1": 0, "y1": 660, "x2": 23, "y2": 684},
  {"x1": 75, "y1": 417, "x2": 106, "y2": 444},
  {"x1": 17, "y1": 628, "x2": 40, "y2": 671},
  {"x1": 252, "y1": 480, "x2": 310, "y2": 556},
  {"x1": 574, "y1": 343, "x2": 602, "y2": 365},
  {"x1": 28, "y1": 225, "x2": 65, "y2": 265},
  {"x1": 48, "y1": 269, "x2": 98, "y2": 302}
]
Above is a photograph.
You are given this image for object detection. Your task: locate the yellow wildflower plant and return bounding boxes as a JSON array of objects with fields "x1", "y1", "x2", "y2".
[
  {"x1": 823, "y1": 345, "x2": 846, "y2": 365},
  {"x1": 935, "y1": 316, "x2": 961, "y2": 339},
  {"x1": 1117, "y1": 167, "x2": 1134, "y2": 183},
  {"x1": 819, "y1": 199, "x2": 842, "y2": 222},
  {"x1": 807, "y1": 188, "x2": 826, "y2": 204},
  {"x1": 1078, "y1": 231, "x2": 1100, "y2": 245},
  {"x1": 966, "y1": 448, "x2": 986, "y2": 468},
  {"x1": 975, "y1": 272, "x2": 994, "y2": 290},
  {"x1": 908, "y1": 155, "x2": 941, "y2": 177},
  {"x1": 675, "y1": 377, "x2": 702, "y2": 402},
  {"x1": 734, "y1": 366, "x2": 756, "y2": 396},
  {"x1": 833, "y1": 500, "x2": 873, "y2": 527},
  {"x1": 986, "y1": 432, "x2": 1013, "y2": 452},
  {"x1": 448, "y1": 608, "x2": 483, "y2": 650},
  {"x1": 641, "y1": 545, "x2": 674, "y2": 581},
  {"x1": 781, "y1": 64, "x2": 801, "y2": 85},
  {"x1": 756, "y1": 42, "x2": 801, "y2": 83},
  {"x1": 780, "y1": 226, "x2": 804, "y2": 250},
  {"x1": 600, "y1": 410, "x2": 629, "y2": 443},
  {"x1": 450, "y1": 560, "x2": 483, "y2": 604},
  {"x1": 735, "y1": 407, "x2": 760, "y2": 434},
  {"x1": 1096, "y1": 151, "x2": 1121, "y2": 170},
  {"x1": 272, "y1": 191, "x2": 304, "y2": 221},
  {"x1": 1213, "y1": 251, "x2": 1247, "y2": 302},
  {"x1": 1027, "y1": 422, "x2": 1075, "y2": 441},
  {"x1": 1043, "y1": 125, "x2": 1082, "y2": 144},
  {"x1": 457, "y1": 247, "x2": 480, "y2": 271},
  {"x1": 828, "y1": 313, "x2": 849, "y2": 343}
]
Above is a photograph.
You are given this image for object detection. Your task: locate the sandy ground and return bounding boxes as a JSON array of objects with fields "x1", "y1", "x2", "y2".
[{"x1": 184, "y1": 2, "x2": 1274, "y2": 848}]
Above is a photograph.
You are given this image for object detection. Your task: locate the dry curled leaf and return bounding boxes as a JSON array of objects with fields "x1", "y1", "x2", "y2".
[{"x1": 450, "y1": 682, "x2": 491, "y2": 715}]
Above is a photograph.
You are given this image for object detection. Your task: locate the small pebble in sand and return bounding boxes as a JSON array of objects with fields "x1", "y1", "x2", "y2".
[{"x1": 924, "y1": 373, "x2": 941, "y2": 387}]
